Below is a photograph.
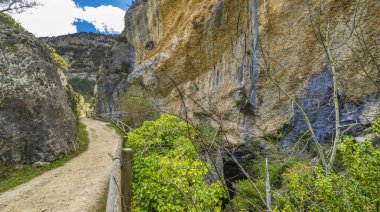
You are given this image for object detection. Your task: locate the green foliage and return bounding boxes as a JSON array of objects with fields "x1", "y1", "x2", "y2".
[
  {"x1": 0, "y1": 13, "x2": 24, "y2": 31},
  {"x1": 0, "y1": 122, "x2": 89, "y2": 193},
  {"x1": 48, "y1": 45, "x2": 69, "y2": 71},
  {"x1": 226, "y1": 120, "x2": 380, "y2": 211},
  {"x1": 120, "y1": 84, "x2": 159, "y2": 128},
  {"x1": 193, "y1": 124, "x2": 220, "y2": 152},
  {"x1": 368, "y1": 117, "x2": 380, "y2": 135},
  {"x1": 227, "y1": 158, "x2": 300, "y2": 211},
  {"x1": 278, "y1": 136, "x2": 380, "y2": 211},
  {"x1": 127, "y1": 115, "x2": 227, "y2": 211},
  {"x1": 227, "y1": 180, "x2": 266, "y2": 211},
  {"x1": 68, "y1": 78, "x2": 95, "y2": 102},
  {"x1": 66, "y1": 85, "x2": 89, "y2": 120},
  {"x1": 106, "y1": 123, "x2": 128, "y2": 143},
  {"x1": 33, "y1": 40, "x2": 69, "y2": 71}
]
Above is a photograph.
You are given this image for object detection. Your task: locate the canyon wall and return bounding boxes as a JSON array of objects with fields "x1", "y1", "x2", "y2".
[
  {"x1": 96, "y1": 0, "x2": 380, "y2": 146},
  {"x1": 42, "y1": 33, "x2": 117, "y2": 81},
  {"x1": 0, "y1": 14, "x2": 78, "y2": 165},
  {"x1": 42, "y1": 33, "x2": 118, "y2": 101}
]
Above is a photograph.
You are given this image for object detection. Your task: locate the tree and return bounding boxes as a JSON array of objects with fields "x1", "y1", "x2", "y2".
[{"x1": 0, "y1": 0, "x2": 39, "y2": 13}]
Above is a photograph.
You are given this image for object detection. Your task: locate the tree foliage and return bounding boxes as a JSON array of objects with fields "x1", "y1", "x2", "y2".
[
  {"x1": 120, "y1": 84, "x2": 158, "y2": 128},
  {"x1": 126, "y1": 115, "x2": 227, "y2": 211}
]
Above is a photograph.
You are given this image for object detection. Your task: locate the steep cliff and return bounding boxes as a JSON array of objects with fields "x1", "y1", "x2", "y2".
[
  {"x1": 42, "y1": 33, "x2": 118, "y2": 101},
  {"x1": 0, "y1": 14, "x2": 78, "y2": 165},
  {"x1": 96, "y1": 0, "x2": 380, "y2": 146},
  {"x1": 94, "y1": 37, "x2": 135, "y2": 115},
  {"x1": 41, "y1": 33, "x2": 117, "y2": 80}
]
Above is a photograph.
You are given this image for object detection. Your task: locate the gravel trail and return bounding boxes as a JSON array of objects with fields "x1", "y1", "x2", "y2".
[{"x1": 0, "y1": 118, "x2": 119, "y2": 212}]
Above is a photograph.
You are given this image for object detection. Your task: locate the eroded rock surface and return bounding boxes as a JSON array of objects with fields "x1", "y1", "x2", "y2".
[
  {"x1": 41, "y1": 33, "x2": 117, "y2": 80},
  {"x1": 0, "y1": 14, "x2": 78, "y2": 165},
  {"x1": 95, "y1": 0, "x2": 380, "y2": 145}
]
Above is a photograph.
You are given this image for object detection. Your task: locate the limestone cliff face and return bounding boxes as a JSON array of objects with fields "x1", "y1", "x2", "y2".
[
  {"x1": 41, "y1": 33, "x2": 118, "y2": 81},
  {"x1": 94, "y1": 40, "x2": 134, "y2": 115},
  {"x1": 96, "y1": 0, "x2": 380, "y2": 145},
  {"x1": 0, "y1": 14, "x2": 78, "y2": 165},
  {"x1": 42, "y1": 33, "x2": 118, "y2": 101}
]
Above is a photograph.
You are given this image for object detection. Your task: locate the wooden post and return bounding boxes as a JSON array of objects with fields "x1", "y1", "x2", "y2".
[
  {"x1": 121, "y1": 148, "x2": 133, "y2": 212},
  {"x1": 265, "y1": 157, "x2": 271, "y2": 212},
  {"x1": 106, "y1": 141, "x2": 123, "y2": 212}
]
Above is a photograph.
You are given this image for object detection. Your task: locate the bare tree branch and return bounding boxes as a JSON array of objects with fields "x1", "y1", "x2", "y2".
[{"x1": 0, "y1": 0, "x2": 39, "y2": 13}]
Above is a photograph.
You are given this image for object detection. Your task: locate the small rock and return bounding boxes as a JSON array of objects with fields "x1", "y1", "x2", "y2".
[
  {"x1": 309, "y1": 157, "x2": 319, "y2": 166},
  {"x1": 355, "y1": 134, "x2": 380, "y2": 144},
  {"x1": 32, "y1": 161, "x2": 51, "y2": 168}
]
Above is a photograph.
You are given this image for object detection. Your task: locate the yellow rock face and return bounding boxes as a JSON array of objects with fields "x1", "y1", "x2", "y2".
[{"x1": 117, "y1": 0, "x2": 380, "y2": 144}]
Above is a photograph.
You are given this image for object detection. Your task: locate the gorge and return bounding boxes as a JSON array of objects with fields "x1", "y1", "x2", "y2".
[{"x1": 0, "y1": 0, "x2": 379, "y2": 210}]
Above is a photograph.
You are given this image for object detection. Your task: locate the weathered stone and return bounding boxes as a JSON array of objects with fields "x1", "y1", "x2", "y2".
[
  {"x1": 41, "y1": 33, "x2": 117, "y2": 77},
  {"x1": 41, "y1": 33, "x2": 118, "y2": 102},
  {"x1": 355, "y1": 134, "x2": 380, "y2": 144},
  {"x1": 0, "y1": 14, "x2": 78, "y2": 166},
  {"x1": 32, "y1": 161, "x2": 51, "y2": 168},
  {"x1": 95, "y1": 42, "x2": 135, "y2": 115},
  {"x1": 95, "y1": 0, "x2": 380, "y2": 146}
]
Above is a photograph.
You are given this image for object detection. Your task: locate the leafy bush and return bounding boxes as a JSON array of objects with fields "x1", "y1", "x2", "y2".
[
  {"x1": 227, "y1": 180, "x2": 266, "y2": 211},
  {"x1": 227, "y1": 158, "x2": 300, "y2": 211},
  {"x1": 119, "y1": 84, "x2": 158, "y2": 128},
  {"x1": 369, "y1": 118, "x2": 380, "y2": 135},
  {"x1": 127, "y1": 115, "x2": 227, "y2": 211},
  {"x1": 278, "y1": 135, "x2": 380, "y2": 211},
  {"x1": 226, "y1": 119, "x2": 380, "y2": 211}
]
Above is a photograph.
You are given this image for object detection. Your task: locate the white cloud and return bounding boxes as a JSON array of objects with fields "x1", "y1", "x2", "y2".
[
  {"x1": 76, "y1": 5, "x2": 125, "y2": 34},
  {"x1": 10, "y1": 0, "x2": 125, "y2": 37}
]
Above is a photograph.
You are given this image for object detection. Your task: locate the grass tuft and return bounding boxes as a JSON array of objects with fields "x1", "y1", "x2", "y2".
[{"x1": 106, "y1": 123, "x2": 127, "y2": 141}]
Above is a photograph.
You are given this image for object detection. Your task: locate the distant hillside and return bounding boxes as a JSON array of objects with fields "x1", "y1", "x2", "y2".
[
  {"x1": 42, "y1": 33, "x2": 118, "y2": 101},
  {"x1": 41, "y1": 33, "x2": 117, "y2": 79}
]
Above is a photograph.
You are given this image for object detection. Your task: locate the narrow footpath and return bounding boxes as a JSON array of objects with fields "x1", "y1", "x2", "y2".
[{"x1": 0, "y1": 118, "x2": 120, "y2": 212}]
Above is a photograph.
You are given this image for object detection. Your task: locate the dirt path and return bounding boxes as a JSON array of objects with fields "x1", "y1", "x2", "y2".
[{"x1": 0, "y1": 118, "x2": 120, "y2": 212}]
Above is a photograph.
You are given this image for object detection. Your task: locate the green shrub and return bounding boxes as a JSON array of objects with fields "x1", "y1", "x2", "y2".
[
  {"x1": 227, "y1": 180, "x2": 266, "y2": 211},
  {"x1": 127, "y1": 115, "x2": 227, "y2": 211},
  {"x1": 278, "y1": 135, "x2": 380, "y2": 211},
  {"x1": 226, "y1": 119, "x2": 380, "y2": 211},
  {"x1": 119, "y1": 84, "x2": 158, "y2": 128},
  {"x1": 227, "y1": 158, "x2": 300, "y2": 211}
]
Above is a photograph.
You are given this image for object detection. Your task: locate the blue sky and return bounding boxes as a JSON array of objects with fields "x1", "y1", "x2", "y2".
[
  {"x1": 11, "y1": 0, "x2": 131, "y2": 37},
  {"x1": 73, "y1": 0, "x2": 131, "y2": 33},
  {"x1": 74, "y1": 0, "x2": 131, "y2": 10}
]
